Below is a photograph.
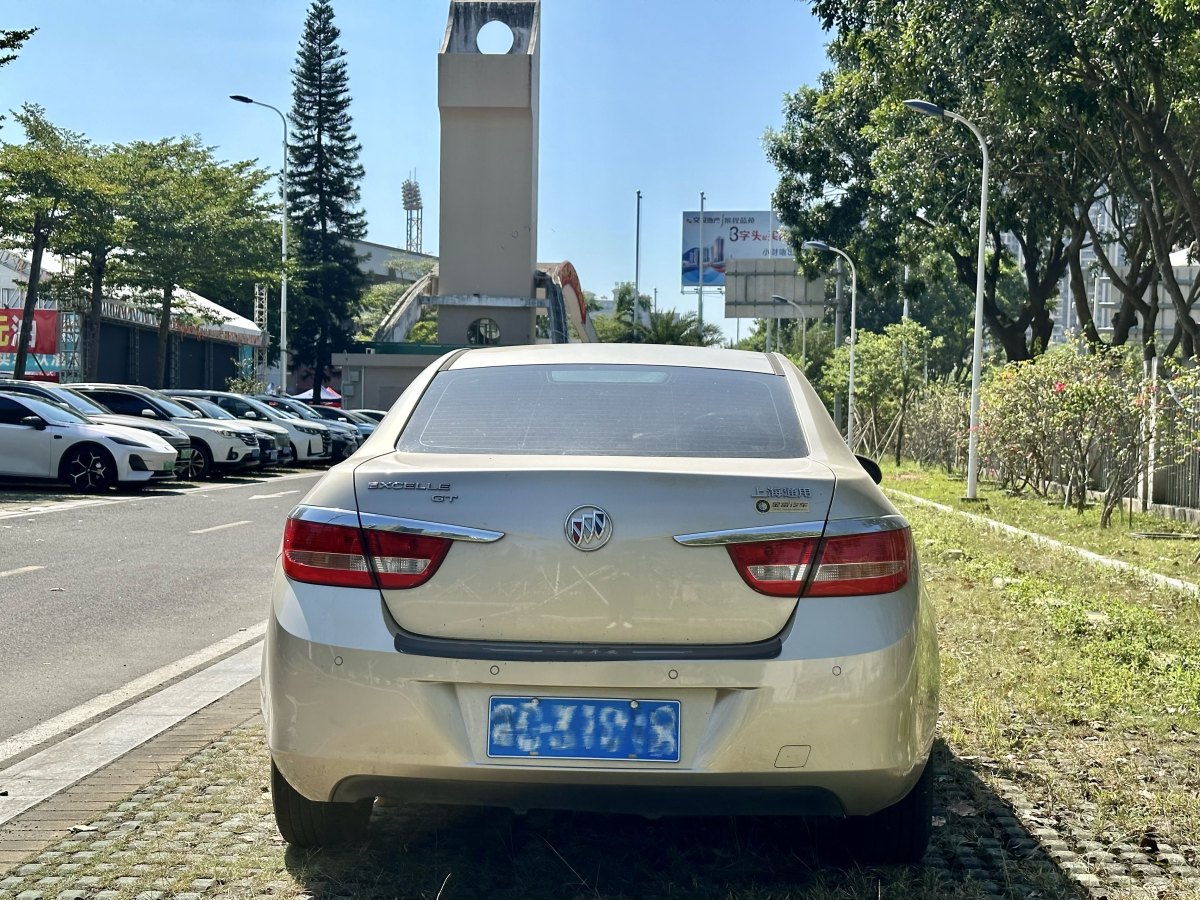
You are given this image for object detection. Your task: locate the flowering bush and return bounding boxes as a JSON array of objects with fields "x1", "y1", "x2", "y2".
[{"x1": 975, "y1": 340, "x2": 1200, "y2": 526}]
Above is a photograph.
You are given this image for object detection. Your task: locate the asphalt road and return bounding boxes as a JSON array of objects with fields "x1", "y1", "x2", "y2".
[{"x1": 0, "y1": 469, "x2": 324, "y2": 743}]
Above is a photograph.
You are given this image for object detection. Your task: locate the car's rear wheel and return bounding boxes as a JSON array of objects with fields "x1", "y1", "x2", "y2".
[
  {"x1": 180, "y1": 442, "x2": 212, "y2": 481},
  {"x1": 270, "y1": 761, "x2": 372, "y2": 848},
  {"x1": 841, "y1": 758, "x2": 934, "y2": 865},
  {"x1": 60, "y1": 444, "x2": 117, "y2": 493}
]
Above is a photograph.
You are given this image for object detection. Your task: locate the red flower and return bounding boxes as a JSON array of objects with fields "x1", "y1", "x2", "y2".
[{"x1": 1053, "y1": 381, "x2": 1065, "y2": 393}]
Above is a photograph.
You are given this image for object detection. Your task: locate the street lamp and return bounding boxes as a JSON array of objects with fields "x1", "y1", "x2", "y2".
[
  {"x1": 801, "y1": 240, "x2": 858, "y2": 448},
  {"x1": 771, "y1": 294, "x2": 809, "y2": 368},
  {"x1": 230, "y1": 94, "x2": 289, "y2": 390},
  {"x1": 904, "y1": 98, "x2": 989, "y2": 499}
]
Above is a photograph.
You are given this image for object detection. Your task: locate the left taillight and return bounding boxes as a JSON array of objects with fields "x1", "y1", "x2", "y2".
[
  {"x1": 282, "y1": 516, "x2": 450, "y2": 590},
  {"x1": 361, "y1": 528, "x2": 451, "y2": 589}
]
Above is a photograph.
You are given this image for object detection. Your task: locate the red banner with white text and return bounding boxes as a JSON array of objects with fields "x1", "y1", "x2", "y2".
[{"x1": 0, "y1": 309, "x2": 59, "y2": 355}]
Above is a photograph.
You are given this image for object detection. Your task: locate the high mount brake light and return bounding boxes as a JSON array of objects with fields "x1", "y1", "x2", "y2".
[
  {"x1": 282, "y1": 517, "x2": 450, "y2": 589},
  {"x1": 727, "y1": 527, "x2": 911, "y2": 598}
]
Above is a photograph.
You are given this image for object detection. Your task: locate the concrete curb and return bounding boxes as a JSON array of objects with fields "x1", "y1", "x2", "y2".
[{"x1": 888, "y1": 489, "x2": 1200, "y2": 597}]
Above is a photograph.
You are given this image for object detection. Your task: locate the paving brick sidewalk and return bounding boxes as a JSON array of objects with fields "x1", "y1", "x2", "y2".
[{"x1": 0, "y1": 683, "x2": 260, "y2": 875}]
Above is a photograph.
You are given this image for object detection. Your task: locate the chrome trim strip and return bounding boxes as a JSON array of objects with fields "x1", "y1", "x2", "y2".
[
  {"x1": 289, "y1": 505, "x2": 504, "y2": 543},
  {"x1": 289, "y1": 505, "x2": 360, "y2": 527},
  {"x1": 673, "y1": 522, "x2": 825, "y2": 546},
  {"x1": 822, "y1": 514, "x2": 908, "y2": 537},
  {"x1": 674, "y1": 514, "x2": 908, "y2": 546},
  {"x1": 358, "y1": 510, "x2": 504, "y2": 543}
]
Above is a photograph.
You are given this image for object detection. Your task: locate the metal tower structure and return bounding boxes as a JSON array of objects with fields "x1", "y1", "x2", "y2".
[
  {"x1": 253, "y1": 282, "x2": 268, "y2": 383},
  {"x1": 402, "y1": 178, "x2": 423, "y2": 254}
]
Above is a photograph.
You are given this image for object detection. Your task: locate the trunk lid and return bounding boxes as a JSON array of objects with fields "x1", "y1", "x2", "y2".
[{"x1": 354, "y1": 453, "x2": 835, "y2": 645}]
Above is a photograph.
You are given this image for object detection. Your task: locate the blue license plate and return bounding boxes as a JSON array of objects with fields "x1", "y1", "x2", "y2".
[{"x1": 487, "y1": 696, "x2": 681, "y2": 762}]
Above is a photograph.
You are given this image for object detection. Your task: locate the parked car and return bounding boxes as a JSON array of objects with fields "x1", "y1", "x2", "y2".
[
  {"x1": 253, "y1": 394, "x2": 360, "y2": 460},
  {"x1": 296, "y1": 402, "x2": 376, "y2": 440},
  {"x1": 0, "y1": 378, "x2": 193, "y2": 477},
  {"x1": 166, "y1": 390, "x2": 331, "y2": 465},
  {"x1": 262, "y1": 345, "x2": 939, "y2": 863},
  {"x1": 167, "y1": 394, "x2": 293, "y2": 468},
  {"x1": 352, "y1": 408, "x2": 387, "y2": 423},
  {"x1": 72, "y1": 384, "x2": 260, "y2": 479},
  {"x1": 0, "y1": 392, "x2": 178, "y2": 492}
]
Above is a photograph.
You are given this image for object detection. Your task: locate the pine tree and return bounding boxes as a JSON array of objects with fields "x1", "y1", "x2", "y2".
[{"x1": 287, "y1": 0, "x2": 367, "y2": 399}]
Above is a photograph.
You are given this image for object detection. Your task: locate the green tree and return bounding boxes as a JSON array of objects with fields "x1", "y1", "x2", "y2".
[
  {"x1": 287, "y1": 0, "x2": 368, "y2": 399},
  {"x1": 641, "y1": 309, "x2": 724, "y2": 347},
  {"x1": 47, "y1": 144, "x2": 138, "y2": 380},
  {"x1": 820, "y1": 320, "x2": 940, "y2": 460},
  {"x1": 118, "y1": 137, "x2": 275, "y2": 388},
  {"x1": 793, "y1": 0, "x2": 1200, "y2": 362},
  {"x1": 591, "y1": 283, "x2": 652, "y2": 343},
  {"x1": 0, "y1": 27, "x2": 34, "y2": 68},
  {"x1": 0, "y1": 105, "x2": 93, "y2": 379}
]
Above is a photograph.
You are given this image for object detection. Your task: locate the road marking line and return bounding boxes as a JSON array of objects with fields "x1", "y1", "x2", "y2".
[
  {"x1": 0, "y1": 622, "x2": 266, "y2": 767},
  {"x1": 0, "y1": 565, "x2": 45, "y2": 577},
  {"x1": 0, "y1": 642, "x2": 263, "y2": 826},
  {"x1": 248, "y1": 490, "x2": 299, "y2": 500},
  {"x1": 189, "y1": 520, "x2": 253, "y2": 534}
]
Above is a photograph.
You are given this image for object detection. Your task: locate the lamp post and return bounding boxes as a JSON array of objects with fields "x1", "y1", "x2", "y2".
[
  {"x1": 230, "y1": 94, "x2": 288, "y2": 390},
  {"x1": 771, "y1": 294, "x2": 809, "y2": 368},
  {"x1": 904, "y1": 98, "x2": 989, "y2": 499},
  {"x1": 801, "y1": 241, "x2": 858, "y2": 448}
]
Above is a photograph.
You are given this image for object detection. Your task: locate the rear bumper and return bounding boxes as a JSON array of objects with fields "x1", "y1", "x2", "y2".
[{"x1": 263, "y1": 568, "x2": 938, "y2": 817}]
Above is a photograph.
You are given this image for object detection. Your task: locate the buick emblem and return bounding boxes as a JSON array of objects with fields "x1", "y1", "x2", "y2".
[{"x1": 565, "y1": 505, "x2": 613, "y2": 551}]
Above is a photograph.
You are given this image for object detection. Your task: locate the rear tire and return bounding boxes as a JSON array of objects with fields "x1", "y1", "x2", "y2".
[
  {"x1": 271, "y1": 761, "x2": 372, "y2": 848},
  {"x1": 842, "y1": 758, "x2": 934, "y2": 865}
]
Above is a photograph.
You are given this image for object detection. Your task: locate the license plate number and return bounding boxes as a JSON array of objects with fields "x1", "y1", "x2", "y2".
[{"x1": 487, "y1": 696, "x2": 680, "y2": 762}]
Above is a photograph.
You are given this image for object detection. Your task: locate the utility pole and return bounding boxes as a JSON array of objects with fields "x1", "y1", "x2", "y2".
[
  {"x1": 698, "y1": 191, "x2": 706, "y2": 327},
  {"x1": 832, "y1": 260, "x2": 845, "y2": 432},
  {"x1": 634, "y1": 190, "x2": 642, "y2": 340}
]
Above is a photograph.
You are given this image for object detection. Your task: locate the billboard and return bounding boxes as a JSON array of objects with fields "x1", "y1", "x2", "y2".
[
  {"x1": 724, "y1": 259, "x2": 824, "y2": 319},
  {"x1": 681, "y1": 210, "x2": 791, "y2": 288},
  {"x1": 0, "y1": 309, "x2": 59, "y2": 355}
]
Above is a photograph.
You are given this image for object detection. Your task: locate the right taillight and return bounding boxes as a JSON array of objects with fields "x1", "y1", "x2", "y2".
[
  {"x1": 727, "y1": 527, "x2": 911, "y2": 598},
  {"x1": 806, "y1": 527, "x2": 911, "y2": 596},
  {"x1": 282, "y1": 516, "x2": 451, "y2": 590}
]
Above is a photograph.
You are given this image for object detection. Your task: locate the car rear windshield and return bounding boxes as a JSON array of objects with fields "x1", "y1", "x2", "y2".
[{"x1": 396, "y1": 364, "x2": 807, "y2": 458}]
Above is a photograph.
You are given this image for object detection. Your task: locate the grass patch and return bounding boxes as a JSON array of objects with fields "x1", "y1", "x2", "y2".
[{"x1": 891, "y1": 489, "x2": 1200, "y2": 850}]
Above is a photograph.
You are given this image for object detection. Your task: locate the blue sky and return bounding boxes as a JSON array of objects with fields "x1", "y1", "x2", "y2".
[{"x1": 1, "y1": 1, "x2": 831, "y2": 342}]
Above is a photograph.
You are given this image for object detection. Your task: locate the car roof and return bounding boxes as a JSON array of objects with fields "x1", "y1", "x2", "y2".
[
  {"x1": 446, "y1": 344, "x2": 778, "y2": 373},
  {"x1": 73, "y1": 383, "x2": 156, "y2": 394}
]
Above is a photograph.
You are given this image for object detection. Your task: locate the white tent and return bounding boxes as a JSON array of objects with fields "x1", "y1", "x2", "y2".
[{"x1": 291, "y1": 385, "x2": 342, "y2": 402}]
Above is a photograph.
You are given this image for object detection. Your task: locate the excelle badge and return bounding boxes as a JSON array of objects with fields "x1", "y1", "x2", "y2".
[{"x1": 753, "y1": 486, "x2": 811, "y2": 514}]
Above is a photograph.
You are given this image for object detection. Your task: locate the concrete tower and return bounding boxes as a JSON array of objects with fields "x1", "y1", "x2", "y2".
[{"x1": 436, "y1": 1, "x2": 540, "y2": 345}]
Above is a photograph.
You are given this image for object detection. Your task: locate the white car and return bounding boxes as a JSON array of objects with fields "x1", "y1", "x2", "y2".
[
  {"x1": 262, "y1": 345, "x2": 939, "y2": 862},
  {"x1": 73, "y1": 384, "x2": 261, "y2": 480},
  {"x1": 168, "y1": 390, "x2": 333, "y2": 465},
  {"x1": 0, "y1": 392, "x2": 178, "y2": 492}
]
